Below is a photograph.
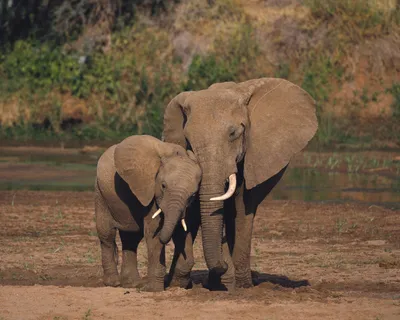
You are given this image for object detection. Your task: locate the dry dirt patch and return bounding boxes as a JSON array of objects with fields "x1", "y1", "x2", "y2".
[{"x1": 0, "y1": 191, "x2": 399, "y2": 319}]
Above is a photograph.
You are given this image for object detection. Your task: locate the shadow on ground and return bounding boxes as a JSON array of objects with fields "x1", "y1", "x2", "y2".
[{"x1": 190, "y1": 270, "x2": 310, "y2": 289}]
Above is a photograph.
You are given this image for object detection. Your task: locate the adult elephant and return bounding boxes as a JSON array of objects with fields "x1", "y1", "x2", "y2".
[{"x1": 162, "y1": 78, "x2": 318, "y2": 290}]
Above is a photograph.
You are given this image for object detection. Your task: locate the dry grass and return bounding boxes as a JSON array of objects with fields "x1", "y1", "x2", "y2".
[{"x1": 173, "y1": 0, "x2": 246, "y2": 48}]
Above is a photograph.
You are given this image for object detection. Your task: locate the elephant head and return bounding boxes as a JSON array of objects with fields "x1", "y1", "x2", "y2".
[
  {"x1": 163, "y1": 78, "x2": 318, "y2": 274},
  {"x1": 114, "y1": 135, "x2": 202, "y2": 244}
]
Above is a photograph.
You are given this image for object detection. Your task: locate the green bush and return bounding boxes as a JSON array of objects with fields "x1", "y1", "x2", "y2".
[
  {"x1": 1, "y1": 41, "x2": 77, "y2": 93},
  {"x1": 184, "y1": 54, "x2": 237, "y2": 90},
  {"x1": 0, "y1": 40, "x2": 129, "y2": 99},
  {"x1": 300, "y1": 52, "x2": 347, "y2": 148},
  {"x1": 0, "y1": 2, "x2": 398, "y2": 149},
  {"x1": 184, "y1": 23, "x2": 259, "y2": 90},
  {"x1": 388, "y1": 82, "x2": 400, "y2": 118},
  {"x1": 0, "y1": 35, "x2": 181, "y2": 141},
  {"x1": 301, "y1": 54, "x2": 344, "y2": 103}
]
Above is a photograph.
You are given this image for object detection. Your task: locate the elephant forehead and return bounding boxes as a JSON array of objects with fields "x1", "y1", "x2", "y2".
[
  {"x1": 187, "y1": 89, "x2": 240, "y2": 109},
  {"x1": 188, "y1": 100, "x2": 247, "y2": 123},
  {"x1": 163, "y1": 142, "x2": 187, "y2": 156},
  {"x1": 161, "y1": 157, "x2": 202, "y2": 180}
]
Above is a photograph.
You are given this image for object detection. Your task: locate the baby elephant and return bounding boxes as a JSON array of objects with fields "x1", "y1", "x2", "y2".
[{"x1": 95, "y1": 135, "x2": 201, "y2": 291}]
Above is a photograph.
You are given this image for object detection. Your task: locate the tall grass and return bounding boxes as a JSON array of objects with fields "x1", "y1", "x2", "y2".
[{"x1": 304, "y1": 0, "x2": 399, "y2": 41}]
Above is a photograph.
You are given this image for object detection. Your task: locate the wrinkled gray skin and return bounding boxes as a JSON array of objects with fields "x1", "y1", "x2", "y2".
[
  {"x1": 95, "y1": 135, "x2": 201, "y2": 291},
  {"x1": 163, "y1": 78, "x2": 318, "y2": 290}
]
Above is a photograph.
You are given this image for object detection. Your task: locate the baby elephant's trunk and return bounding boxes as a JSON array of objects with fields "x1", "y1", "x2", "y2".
[{"x1": 159, "y1": 209, "x2": 183, "y2": 245}]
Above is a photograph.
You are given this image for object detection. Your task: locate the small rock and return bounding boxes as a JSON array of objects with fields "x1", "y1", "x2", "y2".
[{"x1": 365, "y1": 240, "x2": 386, "y2": 246}]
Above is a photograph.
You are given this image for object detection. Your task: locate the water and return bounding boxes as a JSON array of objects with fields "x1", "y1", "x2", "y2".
[
  {"x1": 273, "y1": 167, "x2": 400, "y2": 209},
  {"x1": 0, "y1": 148, "x2": 98, "y2": 192},
  {"x1": 0, "y1": 148, "x2": 399, "y2": 209}
]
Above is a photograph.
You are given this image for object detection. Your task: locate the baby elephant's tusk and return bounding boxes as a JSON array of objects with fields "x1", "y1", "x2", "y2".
[
  {"x1": 152, "y1": 208, "x2": 162, "y2": 219},
  {"x1": 181, "y1": 219, "x2": 187, "y2": 231}
]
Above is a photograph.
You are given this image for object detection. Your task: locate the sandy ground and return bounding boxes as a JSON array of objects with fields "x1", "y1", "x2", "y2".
[{"x1": 0, "y1": 191, "x2": 399, "y2": 320}]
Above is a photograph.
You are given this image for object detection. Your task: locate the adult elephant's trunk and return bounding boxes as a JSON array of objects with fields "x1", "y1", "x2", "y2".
[{"x1": 199, "y1": 168, "x2": 228, "y2": 275}]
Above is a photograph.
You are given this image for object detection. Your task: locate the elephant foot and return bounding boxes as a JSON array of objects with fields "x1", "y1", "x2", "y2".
[
  {"x1": 121, "y1": 277, "x2": 145, "y2": 289},
  {"x1": 138, "y1": 282, "x2": 165, "y2": 292},
  {"x1": 221, "y1": 272, "x2": 236, "y2": 292},
  {"x1": 204, "y1": 271, "x2": 235, "y2": 291},
  {"x1": 169, "y1": 275, "x2": 193, "y2": 289},
  {"x1": 235, "y1": 279, "x2": 253, "y2": 288},
  {"x1": 203, "y1": 278, "x2": 235, "y2": 291},
  {"x1": 235, "y1": 270, "x2": 253, "y2": 288},
  {"x1": 103, "y1": 273, "x2": 121, "y2": 287},
  {"x1": 135, "y1": 276, "x2": 165, "y2": 292},
  {"x1": 120, "y1": 268, "x2": 143, "y2": 288}
]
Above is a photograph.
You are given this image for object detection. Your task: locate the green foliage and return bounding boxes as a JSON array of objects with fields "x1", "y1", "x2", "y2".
[
  {"x1": 388, "y1": 82, "x2": 400, "y2": 118},
  {"x1": 0, "y1": 34, "x2": 180, "y2": 141},
  {"x1": 0, "y1": 1, "x2": 398, "y2": 149},
  {"x1": 301, "y1": 54, "x2": 343, "y2": 103},
  {"x1": 184, "y1": 23, "x2": 259, "y2": 90},
  {"x1": 1, "y1": 40, "x2": 80, "y2": 93},
  {"x1": 313, "y1": 113, "x2": 352, "y2": 148},
  {"x1": 1, "y1": 40, "x2": 129, "y2": 99},
  {"x1": 184, "y1": 54, "x2": 236, "y2": 90},
  {"x1": 301, "y1": 53, "x2": 348, "y2": 148},
  {"x1": 274, "y1": 63, "x2": 290, "y2": 80}
]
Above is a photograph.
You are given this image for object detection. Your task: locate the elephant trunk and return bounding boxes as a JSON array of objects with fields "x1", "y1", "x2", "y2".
[
  {"x1": 159, "y1": 205, "x2": 183, "y2": 245},
  {"x1": 199, "y1": 170, "x2": 228, "y2": 275}
]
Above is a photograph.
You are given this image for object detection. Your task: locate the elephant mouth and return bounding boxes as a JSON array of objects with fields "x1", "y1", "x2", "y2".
[
  {"x1": 152, "y1": 207, "x2": 187, "y2": 236},
  {"x1": 209, "y1": 173, "x2": 237, "y2": 201}
]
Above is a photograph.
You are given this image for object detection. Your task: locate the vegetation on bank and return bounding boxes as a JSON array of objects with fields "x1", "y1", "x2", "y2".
[{"x1": 0, "y1": 0, "x2": 399, "y2": 148}]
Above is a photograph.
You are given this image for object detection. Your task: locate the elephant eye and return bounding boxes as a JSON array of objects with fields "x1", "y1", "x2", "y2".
[
  {"x1": 161, "y1": 182, "x2": 167, "y2": 190},
  {"x1": 228, "y1": 124, "x2": 244, "y2": 142}
]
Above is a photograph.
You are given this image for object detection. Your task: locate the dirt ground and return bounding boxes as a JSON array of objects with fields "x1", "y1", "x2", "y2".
[{"x1": 0, "y1": 191, "x2": 399, "y2": 320}]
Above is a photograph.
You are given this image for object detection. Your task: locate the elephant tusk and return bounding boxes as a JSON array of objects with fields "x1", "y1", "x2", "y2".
[
  {"x1": 210, "y1": 173, "x2": 237, "y2": 201},
  {"x1": 152, "y1": 208, "x2": 162, "y2": 219},
  {"x1": 181, "y1": 219, "x2": 187, "y2": 232}
]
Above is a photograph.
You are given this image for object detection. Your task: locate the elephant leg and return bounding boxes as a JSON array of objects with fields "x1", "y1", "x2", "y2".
[
  {"x1": 143, "y1": 217, "x2": 166, "y2": 292},
  {"x1": 204, "y1": 199, "x2": 235, "y2": 291},
  {"x1": 95, "y1": 188, "x2": 120, "y2": 287},
  {"x1": 232, "y1": 167, "x2": 287, "y2": 288},
  {"x1": 220, "y1": 237, "x2": 236, "y2": 290},
  {"x1": 232, "y1": 183, "x2": 254, "y2": 288},
  {"x1": 169, "y1": 230, "x2": 195, "y2": 289},
  {"x1": 119, "y1": 230, "x2": 143, "y2": 288},
  {"x1": 169, "y1": 200, "x2": 201, "y2": 289},
  {"x1": 205, "y1": 236, "x2": 236, "y2": 291}
]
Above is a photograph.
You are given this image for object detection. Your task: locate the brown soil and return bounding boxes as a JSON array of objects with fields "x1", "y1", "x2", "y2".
[{"x1": 1, "y1": 191, "x2": 400, "y2": 319}]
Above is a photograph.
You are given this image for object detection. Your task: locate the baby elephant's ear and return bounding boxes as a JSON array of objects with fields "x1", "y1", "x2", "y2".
[{"x1": 114, "y1": 135, "x2": 162, "y2": 207}]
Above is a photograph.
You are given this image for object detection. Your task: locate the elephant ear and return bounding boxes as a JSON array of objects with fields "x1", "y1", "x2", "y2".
[
  {"x1": 162, "y1": 91, "x2": 192, "y2": 147},
  {"x1": 240, "y1": 78, "x2": 318, "y2": 190},
  {"x1": 114, "y1": 135, "x2": 163, "y2": 207}
]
